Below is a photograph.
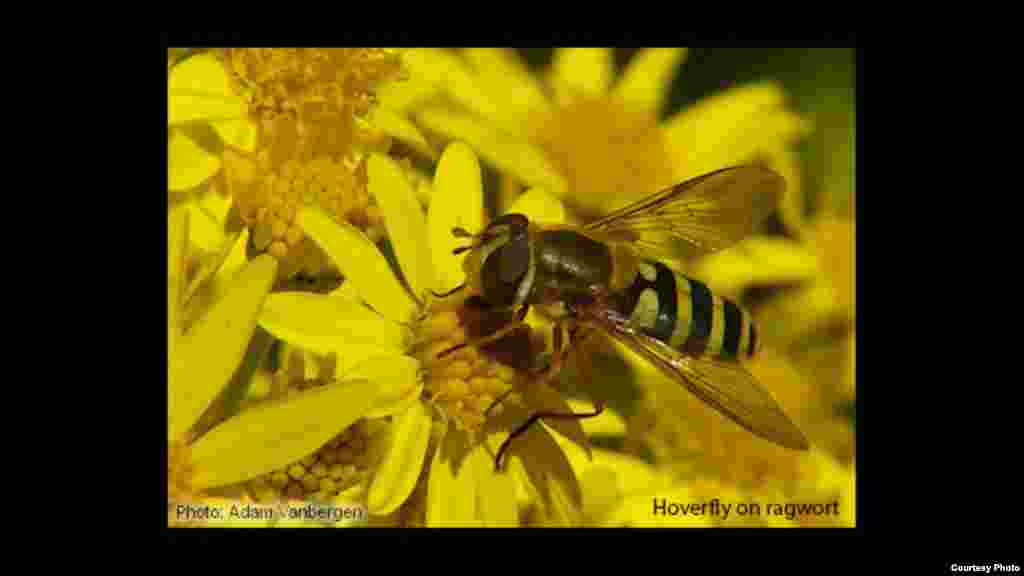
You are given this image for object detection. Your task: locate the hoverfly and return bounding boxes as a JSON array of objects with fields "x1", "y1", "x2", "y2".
[{"x1": 434, "y1": 166, "x2": 810, "y2": 470}]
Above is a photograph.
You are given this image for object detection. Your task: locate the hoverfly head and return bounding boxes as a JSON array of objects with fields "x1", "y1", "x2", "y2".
[{"x1": 453, "y1": 214, "x2": 532, "y2": 308}]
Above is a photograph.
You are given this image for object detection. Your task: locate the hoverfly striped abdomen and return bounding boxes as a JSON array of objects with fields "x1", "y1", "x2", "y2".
[{"x1": 617, "y1": 260, "x2": 759, "y2": 361}]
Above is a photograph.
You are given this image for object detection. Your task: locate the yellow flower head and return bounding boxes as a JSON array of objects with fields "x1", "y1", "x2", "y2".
[
  {"x1": 171, "y1": 49, "x2": 432, "y2": 287},
  {"x1": 387, "y1": 48, "x2": 810, "y2": 230},
  {"x1": 245, "y1": 142, "x2": 593, "y2": 526}
]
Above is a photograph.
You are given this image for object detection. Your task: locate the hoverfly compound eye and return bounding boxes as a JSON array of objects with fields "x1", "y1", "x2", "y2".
[
  {"x1": 479, "y1": 219, "x2": 532, "y2": 307},
  {"x1": 498, "y1": 233, "x2": 530, "y2": 284},
  {"x1": 487, "y1": 213, "x2": 531, "y2": 284}
]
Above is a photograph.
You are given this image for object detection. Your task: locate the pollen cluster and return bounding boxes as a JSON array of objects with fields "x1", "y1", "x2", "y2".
[
  {"x1": 223, "y1": 148, "x2": 386, "y2": 279},
  {"x1": 226, "y1": 48, "x2": 402, "y2": 136},
  {"x1": 247, "y1": 419, "x2": 386, "y2": 503},
  {"x1": 414, "y1": 297, "x2": 537, "y2": 434},
  {"x1": 216, "y1": 48, "x2": 401, "y2": 280},
  {"x1": 233, "y1": 349, "x2": 386, "y2": 503}
]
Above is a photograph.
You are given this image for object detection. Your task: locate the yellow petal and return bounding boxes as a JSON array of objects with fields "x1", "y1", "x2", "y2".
[
  {"x1": 550, "y1": 48, "x2": 614, "y2": 102},
  {"x1": 429, "y1": 142, "x2": 485, "y2": 293},
  {"x1": 417, "y1": 107, "x2": 567, "y2": 197},
  {"x1": 540, "y1": 467, "x2": 583, "y2": 526},
  {"x1": 168, "y1": 129, "x2": 221, "y2": 191},
  {"x1": 613, "y1": 48, "x2": 689, "y2": 114},
  {"x1": 345, "y1": 355, "x2": 423, "y2": 419},
  {"x1": 367, "y1": 154, "x2": 432, "y2": 304},
  {"x1": 549, "y1": 427, "x2": 668, "y2": 513},
  {"x1": 367, "y1": 399, "x2": 432, "y2": 515},
  {"x1": 221, "y1": 228, "x2": 249, "y2": 279},
  {"x1": 690, "y1": 237, "x2": 819, "y2": 299},
  {"x1": 506, "y1": 420, "x2": 583, "y2": 526},
  {"x1": 662, "y1": 82, "x2": 809, "y2": 182},
  {"x1": 168, "y1": 53, "x2": 246, "y2": 125},
  {"x1": 426, "y1": 426, "x2": 479, "y2": 526},
  {"x1": 258, "y1": 292, "x2": 408, "y2": 357},
  {"x1": 169, "y1": 254, "x2": 278, "y2": 441},
  {"x1": 180, "y1": 229, "x2": 249, "y2": 332},
  {"x1": 415, "y1": 176, "x2": 433, "y2": 207},
  {"x1": 460, "y1": 48, "x2": 551, "y2": 131},
  {"x1": 190, "y1": 377, "x2": 382, "y2": 489},
  {"x1": 410, "y1": 48, "x2": 524, "y2": 136},
  {"x1": 472, "y1": 444, "x2": 519, "y2": 526},
  {"x1": 522, "y1": 383, "x2": 591, "y2": 462},
  {"x1": 375, "y1": 48, "x2": 445, "y2": 113},
  {"x1": 210, "y1": 117, "x2": 259, "y2": 153},
  {"x1": 571, "y1": 466, "x2": 618, "y2": 524},
  {"x1": 185, "y1": 190, "x2": 232, "y2": 252},
  {"x1": 298, "y1": 205, "x2": 417, "y2": 323},
  {"x1": 366, "y1": 107, "x2": 435, "y2": 159},
  {"x1": 325, "y1": 280, "x2": 363, "y2": 309},
  {"x1": 183, "y1": 230, "x2": 242, "y2": 305},
  {"x1": 763, "y1": 140, "x2": 806, "y2": 236},
  {"x1": 507, "y1": 187, "x2": 566, "y2": 225},
  {"x1": 811, "y1": 217, "x2": 855, "y2": 316},
  {"x1": 595, "y1": 450, "x2": 669, "y2": 497}
]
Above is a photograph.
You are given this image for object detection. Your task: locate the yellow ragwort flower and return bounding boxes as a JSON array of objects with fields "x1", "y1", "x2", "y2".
[
  {"x1": 255, "y1": 142, "x2": 598, "y2": 526},
  {"x1": 211, "y1": 48, "x2": 433, "y2": 284},
  {"x1": 384, "y1": 48, "x2": 810, "y2": 231}
]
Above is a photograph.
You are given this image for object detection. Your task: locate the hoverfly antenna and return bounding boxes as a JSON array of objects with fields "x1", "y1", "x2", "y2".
[{"x1": 451, "y1": 229, "x2": 497, "y2": 256}]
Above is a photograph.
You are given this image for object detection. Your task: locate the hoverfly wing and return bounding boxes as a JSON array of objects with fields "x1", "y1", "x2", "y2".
[
  {"x1": 583, "y1": 166, "x2": 783, "y2": 260},
  {"x1": 595, "y1": 317, "x2": 809, "y2": 451}
]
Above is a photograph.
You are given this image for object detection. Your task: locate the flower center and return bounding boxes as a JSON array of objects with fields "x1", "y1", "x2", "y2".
[
  {"x1": 218, "y1": 48, "x2": 401, "y2": 282},
  {"x1": 411, "y1": 296, "x2": 537, "y2": 434},
  {"x1": 226, "y1": 48, "x2": 400, "y2": 156},
  {"x1": 528, "y1": 93, "x2": 676, "y2": 221},
  {"x1": 222, "y1": 149, "x2": 386, "y2": 281}
]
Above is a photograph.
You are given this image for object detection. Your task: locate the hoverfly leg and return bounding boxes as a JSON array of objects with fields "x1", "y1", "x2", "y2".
[
  {"x1": 494, "y1": 400, "x2": 606, "y2": 472},
  {"x1": 437, "y1": 305, "x2": 530, "y2": 359},
  {"x1": 529, "y1": 320, "x2": 567, "y2": 383},
  {"x1": 494, "y1": 326, "x2": 602, "y2": 471},
  {"x1": 483, "y1": 388, "x2": 516, "y2": 417}
]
